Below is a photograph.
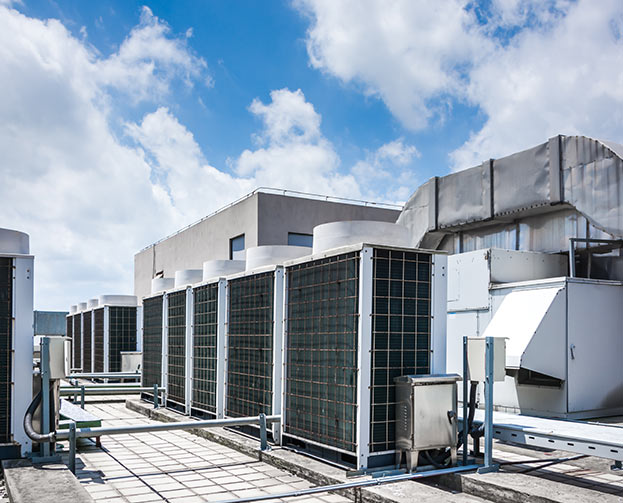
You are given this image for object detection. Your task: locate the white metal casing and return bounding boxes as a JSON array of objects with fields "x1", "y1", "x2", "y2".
[
  {"x1": 185, "y1": 286, "x2": 193, "y2": 414},
  {"x1": 11, "y1": 255, "x2": 34, "y2": 456}
]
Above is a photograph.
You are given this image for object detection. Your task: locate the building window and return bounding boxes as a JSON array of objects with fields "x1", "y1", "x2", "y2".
[
  {"x1": 287, "y1": 232, "x2": 313, "y2": 248},
  {"x1": 230, "y1": 234, "x2": 245, "y2": 260}
]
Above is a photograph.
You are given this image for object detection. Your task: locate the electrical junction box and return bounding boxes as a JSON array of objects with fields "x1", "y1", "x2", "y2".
[
  {"x1": 466, "y1": 337, "x2": 506, "y2": 382},
  {"x1": 47, "y1": 336, "x2": 70, "y2": 379}
]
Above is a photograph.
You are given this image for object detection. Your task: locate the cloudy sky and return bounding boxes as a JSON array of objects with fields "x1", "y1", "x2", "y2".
[{"x1": 1, "y1": 0, "x2": 622, "y2": 310}]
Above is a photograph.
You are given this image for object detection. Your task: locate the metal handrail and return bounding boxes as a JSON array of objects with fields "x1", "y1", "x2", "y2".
[
  {"x1": 138, "y1": 187, "x2": 403, "y2": 252},
  {"x1": 60, "y1": 413, "x2": 280, "y2": 473},
  {"x1": 68, "y1": 372, "x2": 140, "y2": 379},
  {"x1": 59, "y1": 387, "x2": 163, "y2": 396}
]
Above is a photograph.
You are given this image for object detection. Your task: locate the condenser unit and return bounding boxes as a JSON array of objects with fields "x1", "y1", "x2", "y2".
[
  {"x1": 140, "y1": 293, "x2": 165, "y2": 402},
  {"x1": 85, "y1": 295, "x2": 141, "y2": 374},
  {"x1": 225, "y1": 246, "x2": 307, "y2": 440},
  {"x1": 0, "y1": 228, "x2": 34, "y2": 458},
  {"x1": 66, "y1": 306, "x2": 76, "y2": 370},
  {"x1": 281, "y1": 242, "x2": 447, "y2": 470}
]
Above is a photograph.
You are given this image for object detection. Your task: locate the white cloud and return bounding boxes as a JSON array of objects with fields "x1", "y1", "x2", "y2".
[
  {"x1": 0, "y1": 5, "x2": 417, "y2": 310},
  {"x1": 235, "y1": 88, "x2": 361, "y2": 198},
  {"x1": 295, "y1": 0, "x2": 493, "y2": 130},
  {"x1": 295, "y1": 0, "x2": 623, "y2": 170},
  {"x1": 0, "y1": 5, "x2": 211, "y2": 310}
]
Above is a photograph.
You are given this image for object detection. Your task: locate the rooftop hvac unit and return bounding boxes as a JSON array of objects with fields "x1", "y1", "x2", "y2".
[
  {"x1": 83, "y1": 296, "x2": 141, "y2": 375},
  {"x1": 72, "y1": 313, "x2": 81, "y2": 371},
  {"x1": 141, "y1": 293, "x2": 164, "y2": 402},
  {"x1": 0, "y1": 228, "x2": 34, "y2": 458},
  {"x1": 191, "y1": 278, "x2": 226, "y2": 418},
  {"x1": 225, "y1": 261, "x2": 286, "y2": 440},
  {"x1": 82, "y1": 310, "x2": 92, "y2": 373},
  {"x1": 281, "y1": 244, "x2": 447, "y2": 470},
  {"x1": 165, "y1": 287, "x2": 190, "y2": 412}
]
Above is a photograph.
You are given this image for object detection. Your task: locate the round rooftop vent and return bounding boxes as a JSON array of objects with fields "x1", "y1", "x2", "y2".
[
  {"x1": 151, "y1": 277, "x2": 175, "y2": 294},
  {"x1": 0, "y1": 228, "x2": 29, "y2": 255},
  {"x1": 87, "y1": 298, "x2": 99, "y2": 309},
  {"x1": 312, "y1": 220, "x2": 411, "y2": 254},
  {"x1": 98, "y1": 295, "x2": 138, "y2": 307},
  {"x1": 245, "y1": 245, "x2": 310, "y2": 271},
  {"x1": 78, "y1": 302, "x2": 88, "y2": 311},
  {"x1": 174, "y1": 269, "x2": 203, "y2": 288},
  {"x1": 202, "y1": 260, "x2": 246, "y2": 282}
]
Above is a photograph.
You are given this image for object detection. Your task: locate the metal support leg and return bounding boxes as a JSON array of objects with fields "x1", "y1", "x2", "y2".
[
  {"x1": 462, "y1": 336, "x2": 469, "y2": 466},
  {"x1": 259, "y1": 413, "x2": 270, "y2": 452},
  {"x1": 41, "y1": 338, "x2": 51, "y2": 458},
  {"x1": 153, "y1": 384, "x2": 159, "y2": 409},
  {"x1": 80, "y1": 385, "x2": 85, "y2": 409},
  {"x1": 478, "y1": 337, "x2": 498, "y2": 474},
  {"x1": 69, "y1": 421, "x2": 76, "y2": 474}
]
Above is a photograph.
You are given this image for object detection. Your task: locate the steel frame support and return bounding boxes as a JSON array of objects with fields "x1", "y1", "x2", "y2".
[
  {"x1": 478, "y1": 336, "x2": 498, "y2": 474},
  {"x1": 185, "y1": 287, "x2": 193, "y2": 415},
  {"x1": 216, "y1": 279, "x2": 227, "y2": 419},
  {"x1": 271, "y1": 267, "x2": 284, "y2": 442},
  {"x1": 462, "y1": 336, "x2": 469, "y2": 466},
  {"x1": 356, "y1": 247, "x2": 373, "y2": 470}
]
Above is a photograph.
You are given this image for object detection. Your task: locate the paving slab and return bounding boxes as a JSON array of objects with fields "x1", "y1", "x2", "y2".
[{"x1": 2, "y1": 458, "x2": 93, "y2": 503}]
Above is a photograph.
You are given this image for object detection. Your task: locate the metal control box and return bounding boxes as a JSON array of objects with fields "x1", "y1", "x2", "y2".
[
  {"x1": 466, "y1": 337, "x2": 506, "y2": 382},
  {"x1": 394, "y1": 374, "x2": 460, "y2": 471}
]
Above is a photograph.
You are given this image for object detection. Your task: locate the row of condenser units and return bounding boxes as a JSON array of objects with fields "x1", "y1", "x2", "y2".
[
  {"x1": 66, "y1": 296, "x2": 142, "y2": 373},
  {"x1": 141, "y1": 241, "x2": 447, "y2": 471}
]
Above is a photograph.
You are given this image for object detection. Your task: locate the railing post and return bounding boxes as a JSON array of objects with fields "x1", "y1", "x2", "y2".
[
  {"x1": 259, "y1": 413, "x2": 269, "y2": 452},
  {"x1": 80, "y1": 385, "x2": 85, "y2": 409},
  {"x1": 153, "y1": 384, "x2": 159, "y2": 409},
  {"x1": 478, "y1": 337, "x2": 498, "y2": 473},
  {"x1": 69, "y1": 421, "x2": 76, "y2": 474}
]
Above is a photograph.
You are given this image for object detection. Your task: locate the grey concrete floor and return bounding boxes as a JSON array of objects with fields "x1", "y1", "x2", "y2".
[{"x1": 56, "y1": 400, "x2": 352, "y2": 503}]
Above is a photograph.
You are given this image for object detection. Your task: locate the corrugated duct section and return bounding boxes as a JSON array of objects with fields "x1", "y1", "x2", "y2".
[{"x1": 398, "y1": 135, "x2": 623, "y2": 248}]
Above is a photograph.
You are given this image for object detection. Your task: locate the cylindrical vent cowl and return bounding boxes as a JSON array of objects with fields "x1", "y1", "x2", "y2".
[
  {"x1": 312, "y1": 221, "x2": 411, "y2": 254},
  {"x1": 87, "y1": 298, "x2": 99, "y2": 309},
  {"x1": 98, "y1": 295, "x2": 138, "y2": 307},
  {"x1": 202, "y1": 260, "x2": 245, "y2": 282},
  {"x1": 0, "y1": 228, "x2": 29, "y2": 255},
  {"x1": 78, "y1": 302, "x2": 88, "y2": 311},
  {"x1": 69, "y1": 305, "x2": 78, "y2": 314},
  {"x1": 174, "y1": 269, "x2": 203, "y2": 288},
  {"x1": 245, "y1": 246, "x2": 310, "y2": 271},
  {"x1": 151, "y1": 277, "x2": 175, "y2": 294}
]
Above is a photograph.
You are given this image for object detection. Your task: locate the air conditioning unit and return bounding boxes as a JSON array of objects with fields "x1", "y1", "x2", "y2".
[
  {"x1": 141, "y1": 293, "x2": 165, "y2": 403},
  {"x1": 281, "y1": 244, "x2": 447, "y2": 470},
  {"x1": 0, "y1": 228, "x2": 34, "y2": 458},
  {"x1": 225, "y1": 265, "x2": 285, "y2": 440}
]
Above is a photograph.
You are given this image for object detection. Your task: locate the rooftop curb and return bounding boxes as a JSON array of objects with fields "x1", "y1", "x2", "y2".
[{"x1": 2, "y1": 458, "x2": 94, "y2": 503}]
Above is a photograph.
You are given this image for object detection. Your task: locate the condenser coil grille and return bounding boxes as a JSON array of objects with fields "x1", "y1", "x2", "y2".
[
  {"x1": 108, "y1": 306, "x2": 137, "y2": 372},
  {"x1": 82, "y1": 311, "x2": 92, "y2": 373},
  {"x1": 142, "y1": 296, "x2": 163, "y2": 396},
  {"x1": 192, "y1": 284, "x2": 218, "y2": 415},
  {"x1": 285, "y1": 252, "x2": 359, "y2": 453},
  {"x1": 66, "y1": 317, "x2": 72, "y2": 350},
  {"x1": 0, "y1": 258, "x2": 12, "y2": 443},
  {"x1": 370, "y1": 249, "x2": 431, "y2": 452},
  {"x1": 93, "y1": 308, "x2": 104, "y2": 372},
  {"x1": 167, "y1": 291, "x2": 186, "y2": 407},
  {"x1": 72, "y1": 315, "x2": 81, "y2": 370},
  {"x1": 226, "y1": 272, "x2": 274, "y2": 418}
]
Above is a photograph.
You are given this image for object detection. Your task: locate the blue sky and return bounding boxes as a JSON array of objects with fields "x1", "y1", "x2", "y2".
[{"x1": 1, "y1": 0, "x2": 622, "y2": 309}]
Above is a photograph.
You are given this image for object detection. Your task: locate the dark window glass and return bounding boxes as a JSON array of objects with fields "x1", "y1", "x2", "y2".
[
  {"x1": 230, "y1": 234, "x2": 245, "y2": 260},
  {"x1": 287, "y1": 232, "x2": 313, "y2": 247}
]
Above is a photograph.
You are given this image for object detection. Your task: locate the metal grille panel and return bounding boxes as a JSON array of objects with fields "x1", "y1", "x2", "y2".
[
  {"x1": 82, "y1": 311, "x2": 92, "y2": 373},
  {"x1": 66, "y1": 317, "x2": 72, "y2": 352},
  {"x1": 0, "y1": 258, "x2": 12, "y2": 443},
  {"x1": 142, "y1": 296, "x2": 163, "y2": 394},
  {"x1": 370, "y1": 249, "x2": 431, "y2": 452},
  {"x1": 285, "y1": 253, "x2": 359, "y2": 453},
  {"x1": 72, "y1": 315, "x2": 81, "y2": 370},
  {"x1": 108, "y1": 306, "x2": 137, "y2": 372},
  {"x1": 93, "y1": 309, "x2": 104, "y2": 372},
  {"x1": 226, "y1": 272, "x2": 274, "y2": 418},
  {"x1": 167, "y1": 291, "x2": 186, "y2": 407},
  {"x1": 192, "y1": 284, "x2": 219, "y2": 415}
]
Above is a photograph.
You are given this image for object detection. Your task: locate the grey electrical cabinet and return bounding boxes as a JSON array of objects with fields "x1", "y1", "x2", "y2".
[{"x1": 394, "y1": 374, "x2": 461, "y2": 471}]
